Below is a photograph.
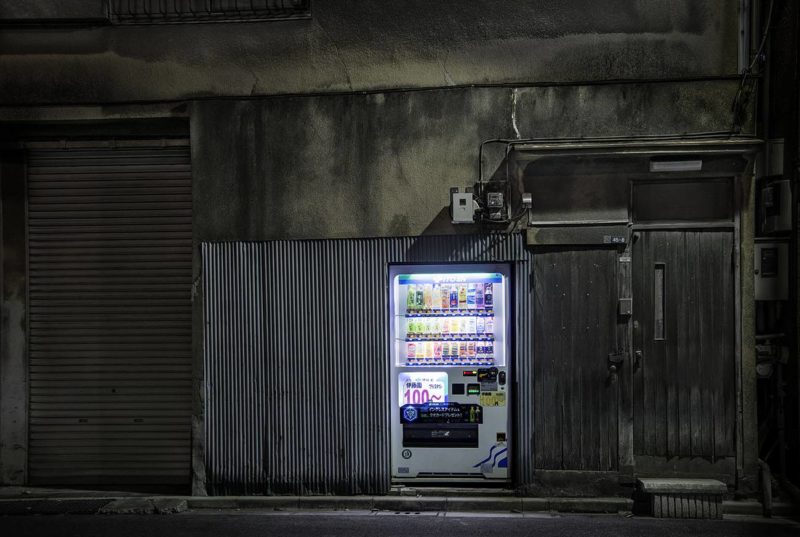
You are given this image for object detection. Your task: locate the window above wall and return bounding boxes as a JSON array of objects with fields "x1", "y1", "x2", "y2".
[
  {"x1": 0, "y1": 0, "x2": 311, "y2": 26},
  {"x1": 109, "y1": 0, "x2": 311, "y2": 24}
]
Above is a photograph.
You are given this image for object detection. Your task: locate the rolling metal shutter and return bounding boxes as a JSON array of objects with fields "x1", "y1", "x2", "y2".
[{"x1": 27, "y1": 143, "x2": 192, "y2": 486}]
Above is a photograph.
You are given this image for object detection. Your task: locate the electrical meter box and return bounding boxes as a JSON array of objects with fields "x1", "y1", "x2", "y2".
[
  {"x1": 755, "y1": 240, "x2": 788, "y2": 301},
  {"x1": 761, "y1": 179, "x2": 791, "y2": 234},
  {"x1": 450, "y1": 188, "x2": 475, "y2": 224}
]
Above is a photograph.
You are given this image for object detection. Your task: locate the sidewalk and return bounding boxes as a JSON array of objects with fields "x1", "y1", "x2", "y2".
[{"x1": 0, "y1": 486, "x2": 794, "y2": 517}]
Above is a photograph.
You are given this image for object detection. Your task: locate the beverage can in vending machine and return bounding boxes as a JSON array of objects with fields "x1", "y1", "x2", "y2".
[
  {"x1": 432, "y1": 284, "x2": 441, "y2": 309},
  {"x1": 458, "y1": 284, "x2": 467, "y2": 308},
  {"x1": 423, "y1": 284, "x2": 433, "y2": 309},
  {"x1": 476, "y1": 317, "x2": 485, "y2": 334},
  {"x1": 467, "y1": 284, "x2": 476, "y2": 307},
  {"x1": 476, "y1": 343, "x2": 485, "y2": 359},
  {"x1": 467, "y1": 341, "x2": 476, "y2": 357},
  {"x1": 458, "y1": 342, "x2": 467, "y2": 358},
  {"x1": 450, "y1": 286, "x2": 458, "y2": 309},
  {"x1": 441, "y1": 341, "x2": 450, "y2": 359},
  {"x1": 485, "y1": 317, "x2": 494, "y2": 335},
  {"x1": 486, "y1": 341, "x2": 494, "y2": 359},
  {"x1": 407, "y1": 284, "x2": 416, "y2": 309},
  {"x1": 416, "y1": 286, "x2": 424, "y2": 308},
  {"x1": 440, "y1": 285, "x2": 450, "y2": 309},
  {"x1": 434, "y1": 342, "x2": 442, "y2": 359},
  {"x1": 407, "y1": 343, "x2": 416, "y2": 359},
  {"x1": 475, "y1": 284, "x2": 484, "y2": 308},
  {"x1": 484, "y1": 283, "x2": 493, "y2": 307}
]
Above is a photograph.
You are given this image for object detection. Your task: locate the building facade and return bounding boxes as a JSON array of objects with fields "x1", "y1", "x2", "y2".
[{"x1": 0, "y1": 1, "x2": 797, "y2": 497}]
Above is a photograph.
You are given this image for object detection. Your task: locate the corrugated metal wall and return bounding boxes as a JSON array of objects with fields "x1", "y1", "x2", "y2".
[
  {"x1": 202, "y1": 234, "x2": 533, "y2": 494},
  {"x1": 27, "y1": 146, "x2": 193, "y2": 486}
]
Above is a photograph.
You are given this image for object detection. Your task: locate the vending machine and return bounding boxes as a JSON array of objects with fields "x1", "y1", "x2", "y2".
[{"x1": 389, "y1": 263, "x2": 511, "y2": 481}]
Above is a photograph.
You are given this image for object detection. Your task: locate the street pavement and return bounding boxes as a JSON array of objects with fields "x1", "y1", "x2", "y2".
[{"x1": 1, "y1": 510, "x2": 799, "y2": 537}]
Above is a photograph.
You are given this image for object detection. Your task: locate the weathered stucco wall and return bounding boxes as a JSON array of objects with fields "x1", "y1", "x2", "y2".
[
  {"x1": 0, "y1": 0, "x2": 739, "y2": 105},
  {"x1": 192, "y1": 79, "x2": 745, "y2": 242}
]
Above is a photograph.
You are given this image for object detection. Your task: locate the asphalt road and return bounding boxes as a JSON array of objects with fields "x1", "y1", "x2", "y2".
[{"x1": 2, "y1": 511, "x2": 799, "y2": 537}]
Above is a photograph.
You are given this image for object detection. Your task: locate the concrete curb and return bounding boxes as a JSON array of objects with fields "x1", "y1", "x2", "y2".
[{"x1": 187, "y1": 495, "x2": 634, "y2": 514}]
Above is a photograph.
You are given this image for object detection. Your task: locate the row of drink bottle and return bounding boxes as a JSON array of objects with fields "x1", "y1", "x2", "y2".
[
  {"x1": 407, "y1": 316, "x2": 494, "y2": 337},
  {"x1": 406, "y1": 282, "x2": 493, "y2": 310},
  {"x1": 407, "y1": 340, "x2": 494, "y2": 361}
]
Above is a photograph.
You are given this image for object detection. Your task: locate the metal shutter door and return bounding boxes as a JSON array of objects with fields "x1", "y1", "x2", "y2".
[{"x1": 27, "y1": 144, "x2": 192, "y2": 486}]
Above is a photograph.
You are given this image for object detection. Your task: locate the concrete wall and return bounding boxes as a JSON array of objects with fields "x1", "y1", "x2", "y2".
[
  {"x1": 191, "y1": 80, "x2": 745, "y2": 242},
  {"x1": 0, "y1": 0, "x2": 739, "y2": 105}
]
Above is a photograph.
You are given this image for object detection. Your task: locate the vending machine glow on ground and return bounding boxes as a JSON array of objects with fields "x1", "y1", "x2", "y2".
[{"x1": 389, "y1": 263, "x2": 511, "y2": 481}]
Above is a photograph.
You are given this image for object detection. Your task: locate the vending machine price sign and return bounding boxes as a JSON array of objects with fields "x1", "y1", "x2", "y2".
[{"x1": 398, "y1": 372, "x2": 448, "y2": 406}]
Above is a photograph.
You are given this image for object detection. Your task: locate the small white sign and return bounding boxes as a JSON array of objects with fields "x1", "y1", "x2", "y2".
[{"x1": 398, "y1": 372, "x2": 448, "y2": 406}]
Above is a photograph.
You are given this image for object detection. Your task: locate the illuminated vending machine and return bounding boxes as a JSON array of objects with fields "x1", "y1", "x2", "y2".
[{"x1": 389, "y1": 264, "x2": 511, "y2": 481}]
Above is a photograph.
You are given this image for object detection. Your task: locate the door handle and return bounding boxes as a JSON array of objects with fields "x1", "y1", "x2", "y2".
[{"x1": 634, "y1": 350, "x2": 643, "y2": 370}]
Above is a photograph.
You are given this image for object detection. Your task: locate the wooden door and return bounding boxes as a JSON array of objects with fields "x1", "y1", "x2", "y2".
[
  {"x1": 533, "y1": 248, "x2": 622, "y2": 471},
  {"x1": 631, "y1": 230, "x2": 736, "y2": 475}
]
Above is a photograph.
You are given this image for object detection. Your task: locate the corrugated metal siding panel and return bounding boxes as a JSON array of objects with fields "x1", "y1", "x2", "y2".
[
  {"x1": 202, "y1": 234, "x2": 534, "y2": 494},
  {"x1": 27, "y1": 146, "x2": 192, "y2": 486}
]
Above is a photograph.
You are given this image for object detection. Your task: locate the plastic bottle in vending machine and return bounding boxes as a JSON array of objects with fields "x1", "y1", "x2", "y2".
[
  {"x1": 476, "y1": 316, "x2": 485, "y2": 335},
  {"x1": 467, "y1": 283, "x2": 476, "y2": 307},
  {"x1": 407, "y1": 318, "x2": 416, "y2": 336},
  {"x1": 434, "y1": 342, "x2": 442, "y2": 360},
  {"x1": 485, "y1": 316, "x2": 494, "y2": 335},
  {"x1": 432, "y1": 317, "x2": 442, "y2": 337},
  {"x1": 476, "y1": 342, "x2": 485, "y2": 360},
  {"x1": 407, "y1": 284, "x2": 416, "y2": 309},
  {"x1": 425, "y1": 342, "x2": 434, "y2": 361},
  {"x1": 484, "y1": 282, "x2": 493, "y2": 307},
  {"x1": 441, "y1": 317, "x2": 450, "y2": 335},
  {"x1": 467, "y1": 341, "x2": 476, "y2": 358},
  {"x1": 486, "y1": 341, "x2": 494, "y2": 360},
  {"x1": 449, "y1": 286, "x2": 458, "y2": 309},
  {"x1": 407, "y1": 342, "x2": 416, "y2": 360},
  {"x1": 440, "y1": 285, "x2": 449, "y2": 309},
  {"x1": 458, "y1": 341, "x2": 467, "y2": 359},
  {"x1": 450, "y1": 317, "x2": 461, "y2": 335},
  {"x1": 416, "y1": 341, "x2": 425, "y2": 359},
  {"x1": 475, "y1": 284, "x2": 484, "y2": 308},
  {"x1": 467, "y1": 317, "x2": 476, "y2": 335},
  {"x1": 432, "y1": 284, "x2": 441, "y2": 309},
  {"x1": 423, "y1": 284, "x2": 433, "y2": 309},
  {"x1": 416, "y1": 285, "x2": 424, "y2": 308},
  {"x1": 458, "y1": 284, "x2": 467, "y2": 308}
]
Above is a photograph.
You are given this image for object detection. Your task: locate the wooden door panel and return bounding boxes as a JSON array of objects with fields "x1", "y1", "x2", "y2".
[
  {"x1": 533, "y1": 248, "x2": 620, "y2": 471},
  {"x1": 632, "y1": 231, "x2": 735, "y2": 461}
]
